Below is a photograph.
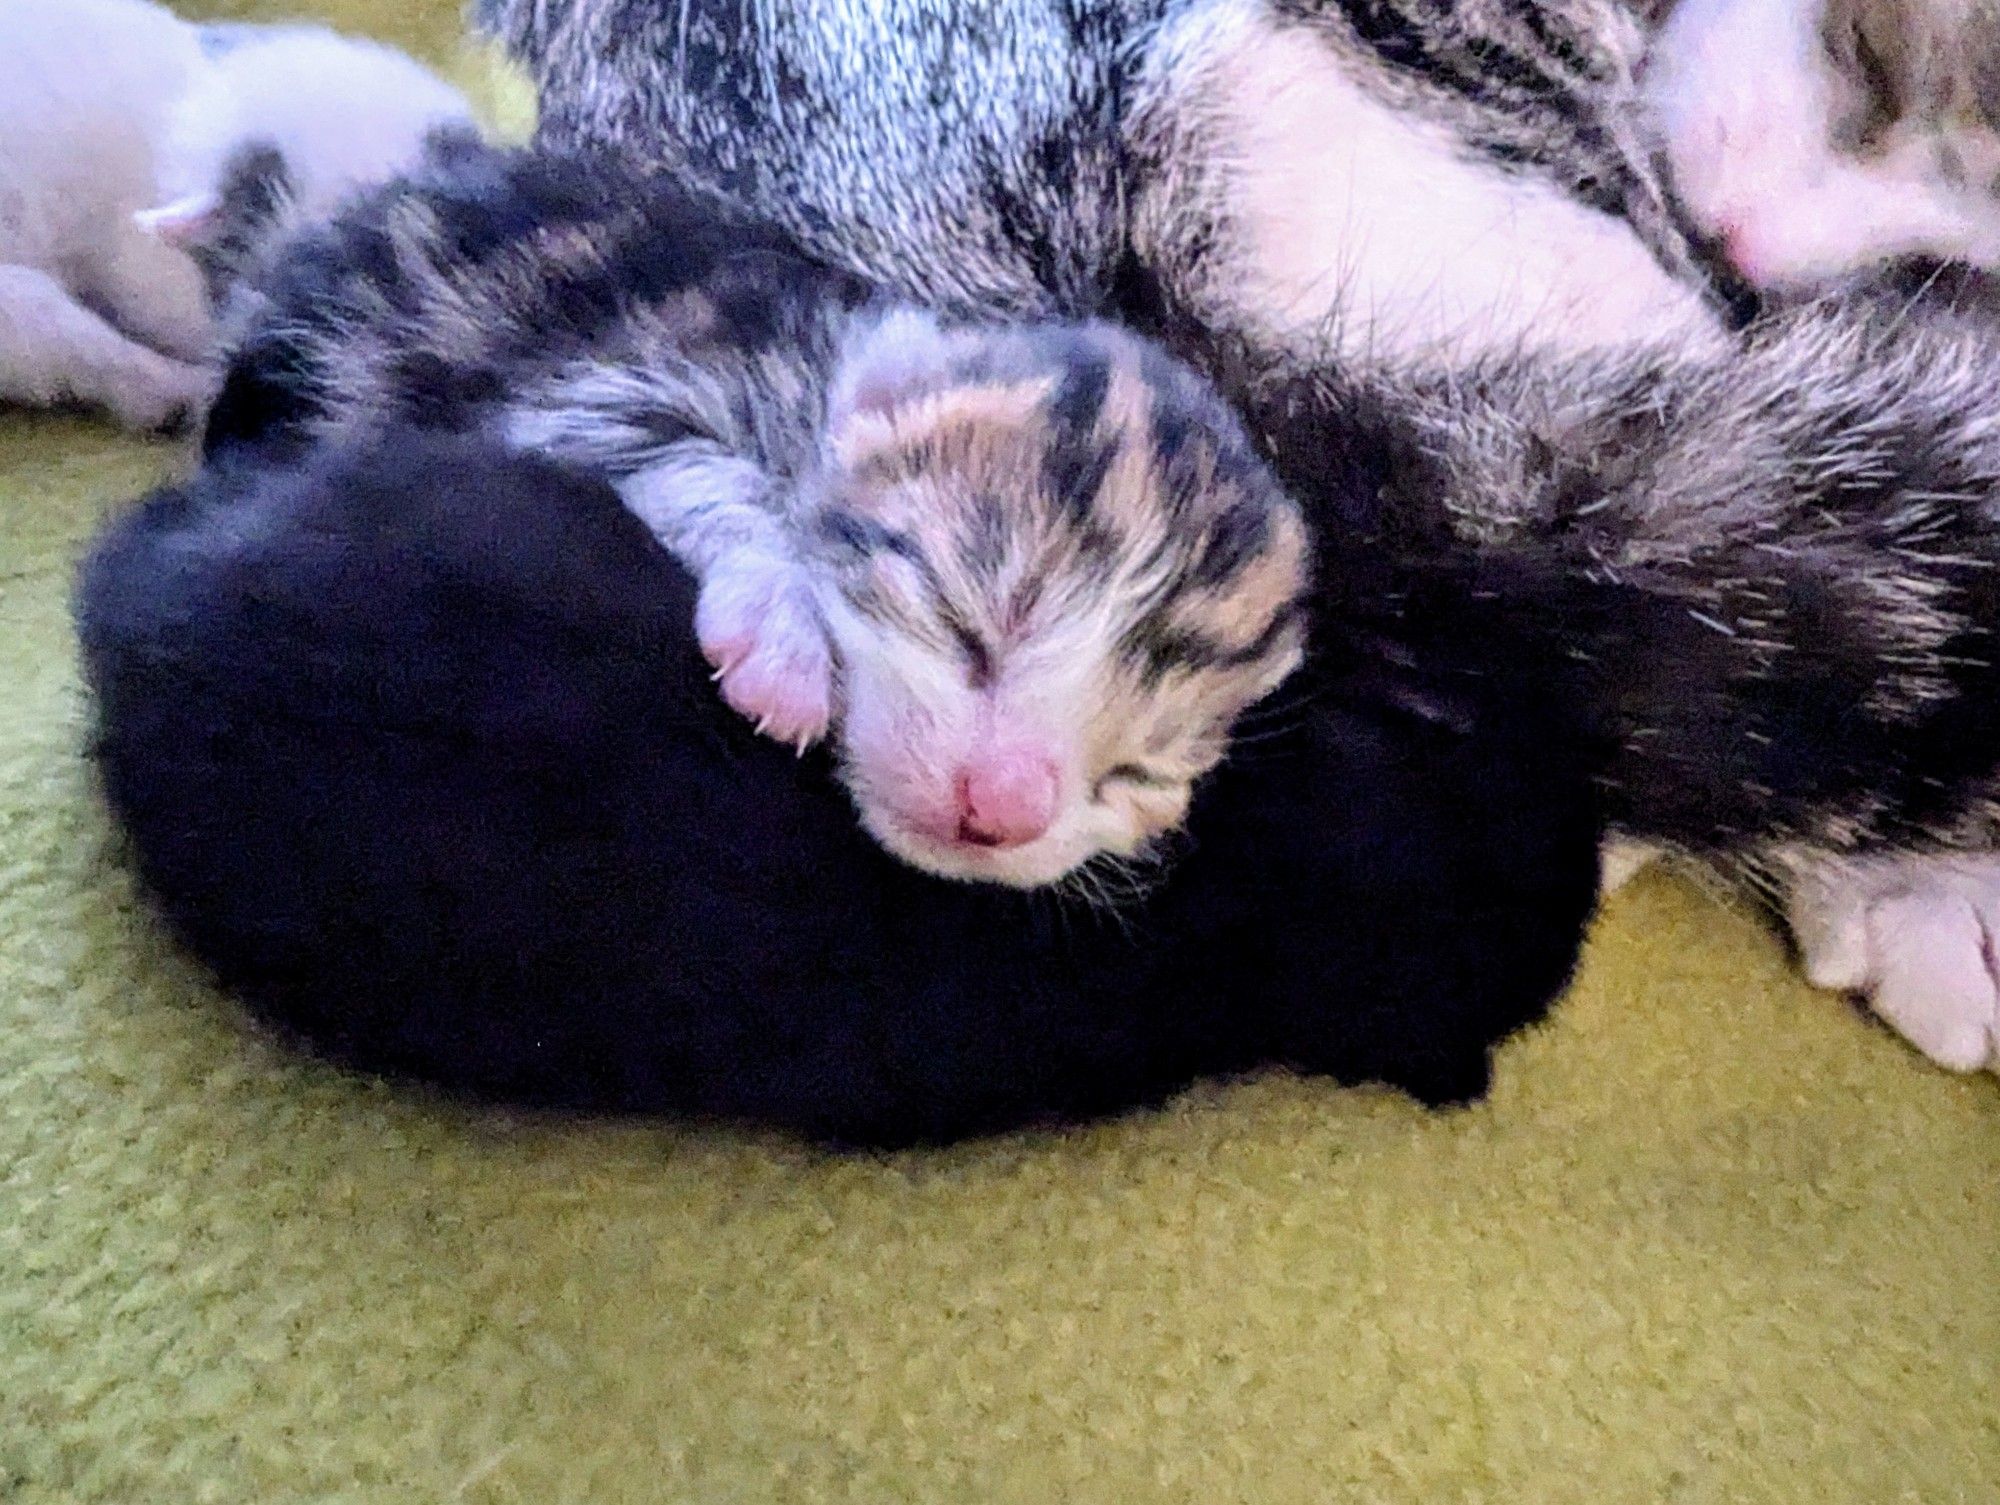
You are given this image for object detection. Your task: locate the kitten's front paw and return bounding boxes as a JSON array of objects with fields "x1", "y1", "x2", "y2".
[
  {"x1": 694, "y1": 560, "x2": 834, "y2": 749},
  {"x1": 1787, "y1": 854, "x2": 2000, "y2": 1073}
]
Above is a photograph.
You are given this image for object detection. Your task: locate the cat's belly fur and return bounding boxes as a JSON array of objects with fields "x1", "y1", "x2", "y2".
[{"x1": 1143, "y1": 0, "x2": 1722, "y2": 360}]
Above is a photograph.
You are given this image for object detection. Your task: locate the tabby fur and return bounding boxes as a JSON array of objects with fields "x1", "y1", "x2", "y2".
[{"x1": 207, "y1": 139, "x2": 1310, "y2": 889}]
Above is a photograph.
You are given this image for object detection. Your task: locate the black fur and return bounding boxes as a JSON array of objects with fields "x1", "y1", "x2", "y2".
[
  {"x1": 76, "y1": 429, "x2": 1601, "y2": 1148},
  {"x1": 1232, "y1": 287, "x2": 2000, "y2": 866}
]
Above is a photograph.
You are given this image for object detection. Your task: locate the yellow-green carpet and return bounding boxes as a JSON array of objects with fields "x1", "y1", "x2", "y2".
[{"x1": 2, "y1": 5, "x2": 1995, "y2": 1501}]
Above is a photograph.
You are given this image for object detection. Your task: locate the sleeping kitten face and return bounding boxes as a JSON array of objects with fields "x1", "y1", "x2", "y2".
[
  {"x1": 1647, "y1": 0, "x2": 2000, "y2": 288},
  {"x1": 807, "y1": 313, "x2": 1310, "y2": 889}
]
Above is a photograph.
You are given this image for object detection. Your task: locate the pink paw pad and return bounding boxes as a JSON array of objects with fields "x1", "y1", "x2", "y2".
[{"x1": 694, "y1": 565, "x2": 835, "y2": 750}]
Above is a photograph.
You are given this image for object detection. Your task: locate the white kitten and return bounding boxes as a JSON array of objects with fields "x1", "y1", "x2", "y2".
[
  {"x1": 0, "y1": 0, "x2": 471, "y2": 433},
  {"x1": 142, "y1": 23, "x2": 477, "y2": 253},
  {"x1": 1647, "y1": 0, "x2": 2000, "y2": 289}
]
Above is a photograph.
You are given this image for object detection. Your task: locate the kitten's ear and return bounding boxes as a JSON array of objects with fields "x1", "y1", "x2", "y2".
[
  {"x1": 827, "y1": 308, "x2": 962, "y2": 426},
  {"x1": 135, "y1": 191, "x2": 222, "y2": 248}
]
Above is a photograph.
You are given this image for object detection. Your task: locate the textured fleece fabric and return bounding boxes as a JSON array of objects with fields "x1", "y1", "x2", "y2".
[{"x1": 2, "y1": 4, "x2": 1995, "y2": 1500}]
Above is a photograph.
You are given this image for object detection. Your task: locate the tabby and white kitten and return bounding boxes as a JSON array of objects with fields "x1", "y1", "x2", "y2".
[
  {"x1": 472, "y1": 0, "x2": 2000, "y2": 1073},
  {"x1": 208, "y1": 143, "x2": 1309, "y2": 890},
  {"x1": 1647, "y1": 0, "x2": 2000, "y2": 289}
]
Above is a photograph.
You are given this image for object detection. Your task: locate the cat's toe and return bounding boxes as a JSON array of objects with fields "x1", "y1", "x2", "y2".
[
  {"x1": 695, "y1": 564, "x2": 834, "y2": 747},
  {"x1": 716, "y1": 638, "x2": 833, "y2": 747},
  {"x1": 107, "y1": 355, "x2": 216, "y2": 437},
  {"x1": 1866, "y1": 892, "x2": 1998, "y2": 1072},
  {"x1": 1788, "y1": 855, "x2": 2000, "y2": 1074}
]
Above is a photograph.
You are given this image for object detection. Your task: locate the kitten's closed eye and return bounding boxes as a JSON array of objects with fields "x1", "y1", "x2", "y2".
[
  {"x1": 945, "y1": 618, "x2": 996, "y2": 688},
  {"x1": 1092, "y1": 764, "x2": 1172, "y2": 799},
  {"x1": 818, "y1": 509, "x2": 923, "y2": 564}
]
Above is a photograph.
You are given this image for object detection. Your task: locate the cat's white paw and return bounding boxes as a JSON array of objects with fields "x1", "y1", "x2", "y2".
[
  {"x1": 1787, "y1": 854, "x2": 2000, "y2": 1073},
  {"x1": 105, "y1": 352, "x2": 214, "y2": 436},
  {"x1": 694, "y1": 558, "x2": 834, "y2": 749}
]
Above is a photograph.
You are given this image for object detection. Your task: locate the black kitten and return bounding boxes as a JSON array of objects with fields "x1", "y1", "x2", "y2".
[{"x1": 76, "y1": 428, "x2": 1601, "y2": 1148}]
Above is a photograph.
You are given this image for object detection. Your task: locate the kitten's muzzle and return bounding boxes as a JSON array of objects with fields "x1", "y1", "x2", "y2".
[{"x1": 951, "y1": 753, "x2": 1061, "y2": 850}]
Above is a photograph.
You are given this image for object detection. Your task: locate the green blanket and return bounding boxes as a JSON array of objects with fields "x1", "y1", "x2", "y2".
[{"x1": 2, "y1": 6, "x2": 1994, "y2": 1499}]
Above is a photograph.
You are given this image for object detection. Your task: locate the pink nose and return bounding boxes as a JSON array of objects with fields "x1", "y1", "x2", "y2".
[{"x1": 954, "y1": 752, "x2": 1060, "y2": 849}]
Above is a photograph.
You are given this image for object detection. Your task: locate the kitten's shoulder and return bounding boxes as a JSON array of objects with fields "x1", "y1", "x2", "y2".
[{"x1": 204, "y1": 137, "x2": 859, "y2": 457}]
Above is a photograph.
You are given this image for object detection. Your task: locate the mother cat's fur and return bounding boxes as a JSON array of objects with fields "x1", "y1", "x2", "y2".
[
  {"x1": 475, "y1": 0, "x2": 2000, "y2": 1073},
  {"x1": 478, "y1": 0, "x2": 1734, "y2": 349}
]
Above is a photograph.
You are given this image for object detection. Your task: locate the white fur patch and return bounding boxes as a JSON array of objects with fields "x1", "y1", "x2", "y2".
[
  {"x1": 0, "y1": 263, "x2": 212, "y2": 431},
  {"x1": 1787, "y1": 852, "x2": 2000, "y2": 1073},
  {"x1": 1599, "y1": 839, "x2": 1663, "y2": 897},
  {"x1": 1152, "y1": 0, "x2": 1719, "y2": 360},
  {"x1": 1647, "y1": 0, "x2": 2000, "y2": 286},
  {"x1": 149, "y1": 25, "x2": 474, "y2": 226}
]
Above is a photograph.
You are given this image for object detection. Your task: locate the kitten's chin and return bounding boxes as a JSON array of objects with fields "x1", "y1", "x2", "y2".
[
  {"x1": 867, "y1": 824, "x2": 1084, "y2": 889},
  {"x1": 857, "y1": 807, "x2": 1109, "y2": 889}
]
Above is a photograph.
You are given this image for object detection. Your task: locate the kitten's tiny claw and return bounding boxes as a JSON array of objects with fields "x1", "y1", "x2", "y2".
[{"x1": 694, "y1": 559, "x2": 836, "y2": 749}]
